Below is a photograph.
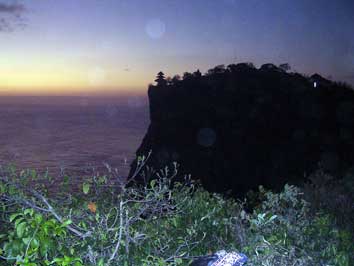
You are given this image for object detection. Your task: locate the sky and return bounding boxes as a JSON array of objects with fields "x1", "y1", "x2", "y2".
[{"x1": 0, "y1": 0, "x2": 353, "y2": 96}]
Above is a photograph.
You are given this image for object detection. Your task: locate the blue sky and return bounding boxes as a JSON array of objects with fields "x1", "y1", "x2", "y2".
[{"x1": 0, "y1": 0, "x2": 353, "y2": 95}]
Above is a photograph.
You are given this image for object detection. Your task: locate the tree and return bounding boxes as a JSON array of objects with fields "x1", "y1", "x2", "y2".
[
  {"x1": 279, "y1": 63, "x2": 291, "y2": 72},
  {"x1": 166, "y1": 76, "x2": 172, "y2": 85},
  {"x1": 260, "y1": 63, "x2": 283, "y2": 72},
  {"x1": 155, "y1": 71, "x2": 167, "y2": 86},
  {"x1": 227, "y1": 62, "x2": 255, "y2": 73},
  {"x1": 193, "y1": 69, "x2": 202, "y2": 78},
  {"x1": 207, "y1": 65, "x2": 225, "y2": 76},
  {"x1": 183, "y1": 72, "x2": 193, "y2": 80},
  {"x1": 171, "y1": 75, "x2": 181, "y2": 85}
]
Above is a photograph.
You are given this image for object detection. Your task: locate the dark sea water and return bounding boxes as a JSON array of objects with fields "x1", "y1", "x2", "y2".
[{"x1": 0, "y1": 96, "x2": 149, "y2": 180}]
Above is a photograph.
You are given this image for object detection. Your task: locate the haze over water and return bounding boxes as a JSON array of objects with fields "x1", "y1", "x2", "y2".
[{"x1": 0, "y1": 95, "x2": 149, "y2": 179}]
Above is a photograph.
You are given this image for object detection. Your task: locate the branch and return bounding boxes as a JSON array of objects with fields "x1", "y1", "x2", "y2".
[
  {"x1": 125, "y1": 150, "x2": 152, "y2": 185},
  {"x1": 107, "y1": 200, "x2": 124, "y2": 265},
  {"x1": 30, "y1": 189, "x2": 91, "y2": 239},
  {"x1": 1, "y1": 177, "x2": 92, "y2": 239}
]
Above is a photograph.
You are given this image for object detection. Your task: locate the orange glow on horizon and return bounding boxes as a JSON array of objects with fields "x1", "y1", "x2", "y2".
[
  {"x1": 0, "y1": 51, "x2": 155, "y2": 96},
  {"x1": 0, "y1": 86, "x2": 146, "y2": 96},
  {"x1": 0, "y1": 64, "x2": 149, "y2": 96}
]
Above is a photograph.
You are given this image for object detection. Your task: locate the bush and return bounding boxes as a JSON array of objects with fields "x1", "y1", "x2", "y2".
[
  {"x1": 303, "y1": 168, "x2": 354, "y2": 232},
  {"x1": 243, "y1": 185, "x2": 353, "y2": 266},
  {"x1": 0, "y1": 163, "x2": 353, "y2": 265}
]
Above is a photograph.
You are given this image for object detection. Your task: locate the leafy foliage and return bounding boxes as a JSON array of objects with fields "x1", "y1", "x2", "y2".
[
  {"x1": 303, "y1": 168, "x2": 354, "y2": 232},
  {"x1": 0, "y1": 164, "x2": 353, "y2": 265},
  {"x1": 243, "y1": 185, "x2": 353, "y2": 266}
]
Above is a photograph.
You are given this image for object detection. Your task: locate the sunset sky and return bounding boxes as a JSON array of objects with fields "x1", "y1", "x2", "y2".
[{"x1": 0, "y1": 0, "x2": 353, "y2": 96}]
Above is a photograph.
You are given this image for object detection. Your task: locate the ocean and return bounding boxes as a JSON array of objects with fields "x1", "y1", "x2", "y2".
[{"x1": 0, "y1": 95, "x2": 149, "y2": 181}]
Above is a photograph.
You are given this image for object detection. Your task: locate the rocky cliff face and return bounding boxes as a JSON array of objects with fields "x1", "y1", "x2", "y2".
[{"x1": 129, "y1": 63, "x2": 354, "y2": 197}]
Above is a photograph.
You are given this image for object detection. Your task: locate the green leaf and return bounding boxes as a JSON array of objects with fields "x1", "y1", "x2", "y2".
[
  {"x1": 10, "y1": 213, "x2": 23, "y2": 222},
  {"x1": 15, "y1": 217, "x2": 25, "y2": 228},
  {"x1": 24, "y1": 208, "x2": 34, "y2": 216},
  {"x1": 16, "y1": 222, "x2": 27, "y2": 238},
  {"x1": 31, "y1": 169, "x2": 37, "y2": 179},
  {"x1": 22, "y1": 237, "x2": 31, "y2": 245},
  {"x1": 150, "y1": 179, "x2": 156, "y2": 187},
  {"x1": 52, "y1": 258, "x2": 63, "y2": 263},
  {"x1": 98, "y1": 258, "x2": 105, "y2": 266},
  {"x1": 63, "y1": 175, "x2": 69, "y2": 184},
  {"x1": 0, "y1": 183, "x2": 5, "y2": 194},
  {"x1": 61, "y1": 219, "x2": 72, "y2": 227},
  {"x1": 172, "y1": 218, "x2": 178, "y2": 227},
  {"x1": 175, "y1": 258, "x2": 183, "y2": 264},
  {"x1": 34, "y1": 214, "x2": 43, "y2": 224},
  {"x1": 82, "y1": 182, "x2": 90, "y2": 194}
]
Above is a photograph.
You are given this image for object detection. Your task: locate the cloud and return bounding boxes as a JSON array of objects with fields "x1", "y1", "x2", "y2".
[
  {"x1": 0, "y1": 2, "x2": 26, "y2": 32},
  {"x1": 0, "y1": 3, "x2": 25, "y2": 13},
  {"x1": 0, "y1": 17, "x2": 9, "y2": 30}
]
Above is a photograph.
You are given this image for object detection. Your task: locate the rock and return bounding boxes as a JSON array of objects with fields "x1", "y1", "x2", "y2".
[
  {"x1": 129, "y1": 63, "x2": 354, "y2": 197},
  {"x1": 190, "y1": 251, "x2": 248, "y2": 266}
]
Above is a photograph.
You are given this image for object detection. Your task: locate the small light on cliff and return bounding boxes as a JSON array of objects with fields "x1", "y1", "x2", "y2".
[{"x1": 313, "y1": 81, "x2": 317, "y2": 88}]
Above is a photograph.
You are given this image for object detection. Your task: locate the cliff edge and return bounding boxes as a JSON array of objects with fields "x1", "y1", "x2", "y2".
[{"x1": 129, "y1": 63, "x2": 354, "y2": 197}]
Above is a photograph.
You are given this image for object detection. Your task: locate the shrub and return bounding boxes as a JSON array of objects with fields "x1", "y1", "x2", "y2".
[
  {"x1": 302, "y1": 168, "x2": 354, "y2": 232},
  {"x1": 242, "y1": 185, "x2": 353, "y2": 266},
  {"x1": 0, "y1": 163, "x2": 353, "y2": 265}
]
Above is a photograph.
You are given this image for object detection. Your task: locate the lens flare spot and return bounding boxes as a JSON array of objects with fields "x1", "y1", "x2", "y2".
[
  {"x1": 145, "y1": 19, "x2": 166, "y2": 39},
  {"x1": 197, "y1": 128, "x2": 217, "y2": 147}
]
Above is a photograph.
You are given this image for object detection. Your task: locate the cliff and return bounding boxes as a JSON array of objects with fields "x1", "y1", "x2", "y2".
[{"x1": 129, "y1": 63, "x2": 354, "y2": 197}]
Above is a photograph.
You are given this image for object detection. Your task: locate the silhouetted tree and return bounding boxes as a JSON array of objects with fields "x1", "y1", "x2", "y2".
[
  {"x1": 279, "y1": 63, "x2": 291, "y2": 72},
  {"x1": 207, "y1": 65, "x2": 225, "y2": 76},
  {"x1": 193, "y1": 69, "x2": 202, "y2": 78},
  {"x1": 155, "y1": 71, "x2": 167, "y2": 86},
  {"x1": 260, "y1": 63, "x2": 280, "y2": 71},
  {"x1": 171, "y1": 75, "x2": 181, "y2": 85},
  {"x1": 183, "y1": 72, "x2": 193, "y2": 80},
  {"x1": 166, "y1": 76, "x2": 172, "y2": 85},
  {"x1": 244, "y1": 62, "x2": 256, "y2": 68},
  {"x1": 227, "y1": 62, "x2": 255, "y2": 73}
]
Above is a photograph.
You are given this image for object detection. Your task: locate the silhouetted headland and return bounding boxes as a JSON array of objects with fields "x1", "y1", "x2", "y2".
[{"x1": 129, "y1": 63, "x2": 354, "y2": 197}]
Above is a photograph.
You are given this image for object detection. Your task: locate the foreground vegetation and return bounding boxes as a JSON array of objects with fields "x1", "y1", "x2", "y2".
[{"x1": 0, "y1": 160, "x2": 353, "y2": 265}]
